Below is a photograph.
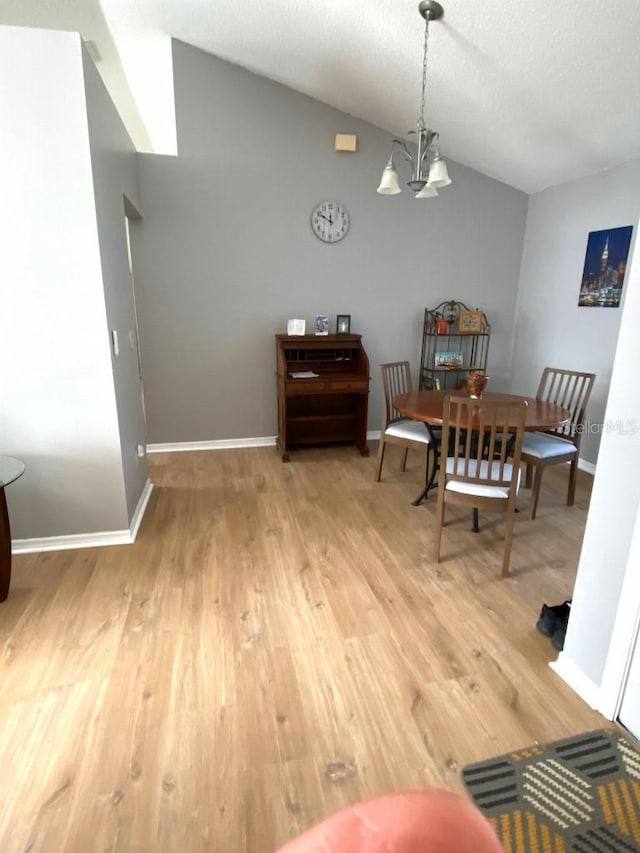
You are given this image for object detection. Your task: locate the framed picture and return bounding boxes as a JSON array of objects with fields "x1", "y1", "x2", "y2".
[
  {"x1": 336, "y1": 314, "x2": 351, "y2": 334},
  {"x1": 434, "y1": 351, "x2": 463, "y2": 369},
  {"x1": 458, "y1": 309, "x2": 484, "y2": 333},
  {"x1": 287, "y1": 318, "x2": 306, "y2": 335},
  {"x1": 315, "y1": 315, "x2": 329, "y2": 335},
  {"x1": 577, "y1": 225, "x2": 633, "y2": 307}
]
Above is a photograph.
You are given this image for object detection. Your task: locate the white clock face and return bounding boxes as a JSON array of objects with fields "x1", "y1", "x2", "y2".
[{"x1": 311, "y1": 200, "x2": 350, "y2": 243}]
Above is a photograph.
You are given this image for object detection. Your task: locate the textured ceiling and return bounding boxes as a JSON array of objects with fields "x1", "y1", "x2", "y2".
[{"x1": 3, "y1": 0, "x2": 640, "y2": 193}]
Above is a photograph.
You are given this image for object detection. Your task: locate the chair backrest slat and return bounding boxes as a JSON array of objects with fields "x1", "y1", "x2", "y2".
[
  {"x1": 537, "y1": 367, "x2": 595, "y2": 440},
  {"x1": 380, "y1": 361, "x2": 413, "y2": 428},
  {"x1": 442, "y1": 396, "x2": 528, "y2": 490}
]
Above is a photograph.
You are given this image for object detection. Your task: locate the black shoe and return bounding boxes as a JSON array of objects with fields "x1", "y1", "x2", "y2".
[
  {"x1": 536, "y1": 600, "x2": 571, "y2": 637},
  {"x1": 552, "y1": 620, "x2": 568, "y2": 651}
]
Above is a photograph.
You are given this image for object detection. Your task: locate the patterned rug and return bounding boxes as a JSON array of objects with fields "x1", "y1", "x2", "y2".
[{"x1": 462, "y1": 729, "x2": 640, "y2": 852}]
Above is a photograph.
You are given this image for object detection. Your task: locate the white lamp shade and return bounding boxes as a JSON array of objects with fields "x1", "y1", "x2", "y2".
[
  {"x1": 428, "y1": 157, "x2": 451, "y2": 188},
  {"x1": 415, "y1": 183, "x2": 438, "y2": 198},
  {"x1": 377, "y1": 161, "x2": 401, "y2": 195}
]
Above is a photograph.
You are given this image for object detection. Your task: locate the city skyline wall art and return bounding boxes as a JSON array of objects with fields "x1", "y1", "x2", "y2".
[{"x1": 578, "y1": 225, "x2": 633, "y2": 307}]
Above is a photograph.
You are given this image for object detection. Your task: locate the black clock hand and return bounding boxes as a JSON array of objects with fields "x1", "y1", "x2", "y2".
[{"x1": 319, "y1": 213, "x2": 332, "y2": 224}]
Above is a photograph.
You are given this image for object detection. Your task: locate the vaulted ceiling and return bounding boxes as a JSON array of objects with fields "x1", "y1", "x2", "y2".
[{"x1": 3, "y1": 0, "x2": 640, "y2": 193}]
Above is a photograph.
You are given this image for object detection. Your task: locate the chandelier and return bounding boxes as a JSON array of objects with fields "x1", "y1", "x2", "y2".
[{"x1": 377, "y1": 1, "x2": 451, "y2": 198}]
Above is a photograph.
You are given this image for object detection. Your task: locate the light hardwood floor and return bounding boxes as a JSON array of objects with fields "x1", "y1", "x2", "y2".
[{"x1": 1, "y1": 445, "x2": 606, "y2": 851}]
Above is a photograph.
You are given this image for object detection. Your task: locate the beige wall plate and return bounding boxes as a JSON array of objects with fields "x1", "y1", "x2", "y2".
[{"x1": 335, "y1": 134, "x2": 357, "y2": 152}]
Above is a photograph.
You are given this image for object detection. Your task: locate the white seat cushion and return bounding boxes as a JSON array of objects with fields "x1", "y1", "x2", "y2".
[
  {"x1": 385, "y1": 420, "x2": 431, "y2": 444},
  {"x1": 445, "y1": 457, "x2": 521, "y2": 499},
  {"x1": 521, "y1": 432, "x2": 576, "y2": 460}
]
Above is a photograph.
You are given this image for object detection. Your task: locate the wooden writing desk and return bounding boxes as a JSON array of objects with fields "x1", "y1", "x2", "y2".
[{"x1": 276, "y1": 334, "x2": 370, "y2": 461}]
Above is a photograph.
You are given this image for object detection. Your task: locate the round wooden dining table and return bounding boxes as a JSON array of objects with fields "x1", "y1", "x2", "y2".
[{"x1": 391, "y1": 390, "x2": 571, "y2": 505}]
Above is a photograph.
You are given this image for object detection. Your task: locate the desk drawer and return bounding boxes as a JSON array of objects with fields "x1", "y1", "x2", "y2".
[
  {"x1": 326, "y1": 379, "x2": 369, "y2": 392},
  {"x1": 286, "y1": 380, "x2": 328, "y2": 395}
]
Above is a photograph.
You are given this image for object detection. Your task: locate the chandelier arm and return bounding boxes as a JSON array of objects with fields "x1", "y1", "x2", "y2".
[
  {"x1": 419, "y1": 129, "x2": 439, "y2": 164},
  {"x1": 391, "y1": 139, "x2": 415, "y2": 165}
]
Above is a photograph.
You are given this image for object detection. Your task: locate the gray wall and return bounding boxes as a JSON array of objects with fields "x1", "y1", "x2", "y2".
[
  {"x1": 131, "y1": 41, "x2": 528, "y2": 444},
  {"x1": 510, "y1": 160, "x2": 640, "y2": 465},
  {"x1": 83, "y1": 49, "x2": 149, "y2": 521}
]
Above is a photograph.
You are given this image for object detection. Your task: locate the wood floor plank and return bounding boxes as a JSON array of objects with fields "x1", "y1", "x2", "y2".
[{"x1": 0, "y1": 444, "x2": 608, "y2": 851}]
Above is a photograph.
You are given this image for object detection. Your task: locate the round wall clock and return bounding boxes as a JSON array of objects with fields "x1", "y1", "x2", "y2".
[{"x1": 311, "y1": 200, "x2": 350, "y2": 243}]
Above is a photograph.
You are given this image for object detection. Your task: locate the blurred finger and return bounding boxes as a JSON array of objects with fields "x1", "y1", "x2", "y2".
[{"x1": 277, "y1": 789, "x2": 502, "y2": 853}]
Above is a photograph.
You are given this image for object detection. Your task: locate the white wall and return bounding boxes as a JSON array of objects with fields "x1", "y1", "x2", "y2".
[
  {"x1": 553, "y1": 214, "x2": 640, "y2": 696},
  {"x1": 511, "y1": 160, "x2": 640, "y2": 466},
  {"x1": 0, "y1": 26, "x2": 128, "y2": 538},
  {"x1": 614, "y1": 504, "x2": 640, "y2": 733}
]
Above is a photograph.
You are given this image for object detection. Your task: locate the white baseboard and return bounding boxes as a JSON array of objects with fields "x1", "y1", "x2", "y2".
[
  {"x1": 147, "y1": 436, "x2": 277, "y2": 453},
  {"x1": 13, "y1": 529, "x2": 133, "y2": 554},
  {"x1": 13, "y1": 479, "x2": 153, "y2": 555},
  {"x1": 549, "y1": 652, "x2": 604, "y2": 712},
  {"x1": 578, "y1": 458, "x2": 596, "y2": 476},
  {"x1": 149, "y1": 434, "x2": 382, "y2": 453},
  {"x1": 130, "y1": 479, "x2": 153, "y2": 540}
]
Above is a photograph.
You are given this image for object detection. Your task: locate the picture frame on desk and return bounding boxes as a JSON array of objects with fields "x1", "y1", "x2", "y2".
[
  {"x1": 315, "y1": 315, "x2": 329, "y2": 335},
  {"x1": 336, "y1": 314, "x2": 351, "y2": 334},
  {"x1": 287, "y1": 318, "x2": 306, "y2": 335}
]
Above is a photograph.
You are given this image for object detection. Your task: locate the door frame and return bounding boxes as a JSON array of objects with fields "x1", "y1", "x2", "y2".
[
  {"x1": 598, "y1": 501, "x2": 640, "y2": 721},
  {"x1": 123, "y1": 196, "x2": 148, "y2": 447}
]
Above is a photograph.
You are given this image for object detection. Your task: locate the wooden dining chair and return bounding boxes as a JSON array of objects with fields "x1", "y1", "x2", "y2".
[
  {"x1": 375, "y1": 362, "x2": 434, "y2": 488},
  {"x1": 521, "y1": 367, "x2": 595, "y2": 519},
  {"x1": 434, "y1": 395, "x2": 528, "y2": 578}
]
